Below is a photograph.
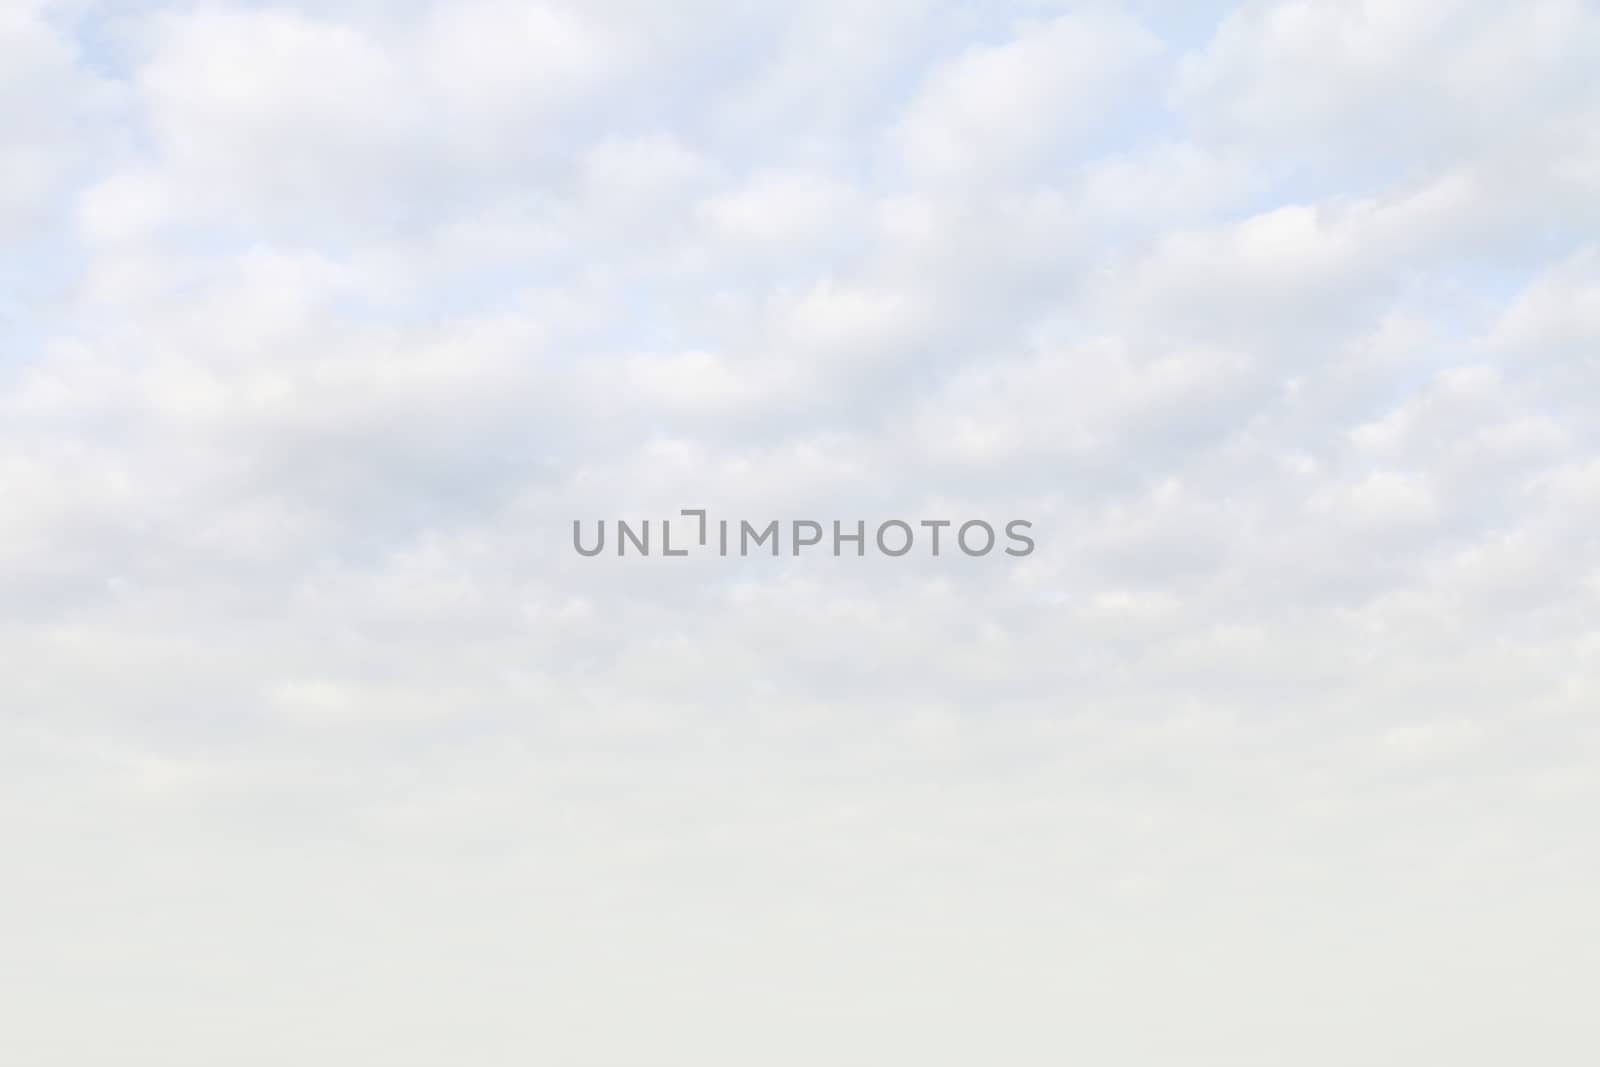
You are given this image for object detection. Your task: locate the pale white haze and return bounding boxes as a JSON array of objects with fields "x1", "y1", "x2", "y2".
[{"x1": 3, "y1": 0, "x2": 1599, "y2": 1063}]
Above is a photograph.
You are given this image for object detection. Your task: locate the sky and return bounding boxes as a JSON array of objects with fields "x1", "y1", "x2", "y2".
[{"x1": 3, "y1": 0, "x2": 1599, "y2": 1063}]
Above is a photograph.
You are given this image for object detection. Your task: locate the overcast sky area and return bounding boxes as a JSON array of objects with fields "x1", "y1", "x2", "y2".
[{"x1": 3, "y1": 0, "x2": 1599, "y2": 1063}]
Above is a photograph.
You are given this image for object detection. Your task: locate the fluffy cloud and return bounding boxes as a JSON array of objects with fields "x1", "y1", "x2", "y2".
[{"x1": 3, "y1": 3, "x2": 1598, "y2": 1065}]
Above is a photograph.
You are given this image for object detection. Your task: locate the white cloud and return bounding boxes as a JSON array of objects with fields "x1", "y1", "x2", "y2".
[
  {"x1": 891, "y1": 10, "x2": 1162, "y2": 180},
  {"x1": 699, "y1": 171, "x2": 862, "y2": 246},
  {"x1": 4, "y1": 2, "x2": 1600, "y2": 1064}
]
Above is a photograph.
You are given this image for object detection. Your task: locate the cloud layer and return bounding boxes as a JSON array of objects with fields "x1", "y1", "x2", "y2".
[{"x1": 3, "y1": 1, "x2": 1598, "y2": 1063}]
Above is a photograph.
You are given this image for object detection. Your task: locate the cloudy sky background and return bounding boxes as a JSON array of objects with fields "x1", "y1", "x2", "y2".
[{"x1": 4, "y1": 0, "x2": 1599, "y2": 1062}]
